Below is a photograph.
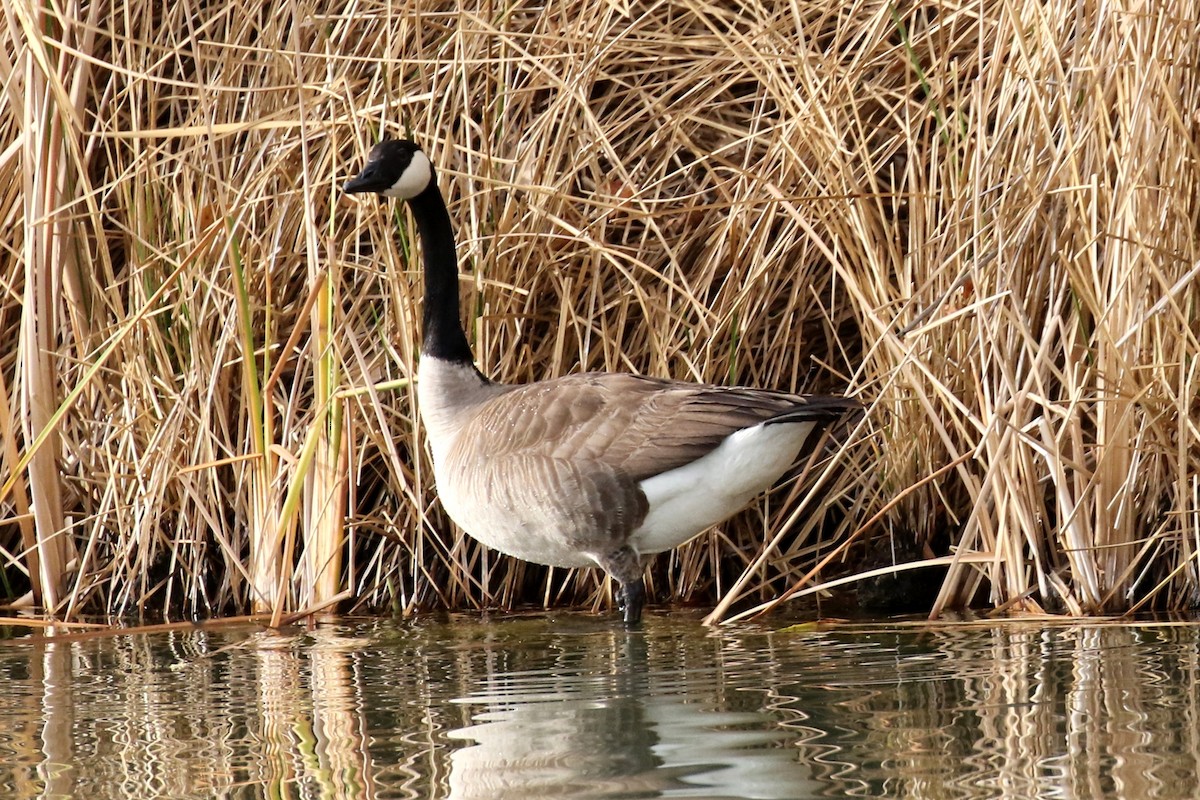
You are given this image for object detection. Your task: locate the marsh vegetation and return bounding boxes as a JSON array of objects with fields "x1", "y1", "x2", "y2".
[{"x1": 2, "y1": 0, "x2": 1197, "y2": 621}]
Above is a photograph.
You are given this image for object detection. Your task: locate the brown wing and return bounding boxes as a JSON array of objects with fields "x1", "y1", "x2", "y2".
[{"x1": 462, "y1": 372, "x2": 854, "y2": 482}]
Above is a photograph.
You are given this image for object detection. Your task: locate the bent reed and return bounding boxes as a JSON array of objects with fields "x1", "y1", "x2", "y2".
[{"x1": 1, "y1": 0, "x2": 1197, "y2": 622}]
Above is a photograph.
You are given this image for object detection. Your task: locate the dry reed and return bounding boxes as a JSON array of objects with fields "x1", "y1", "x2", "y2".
[{"x1": 0, "y1": 0, "x2": 1196, "y2": 621}]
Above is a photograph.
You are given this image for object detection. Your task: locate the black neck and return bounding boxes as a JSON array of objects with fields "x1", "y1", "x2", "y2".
[{"x1": 407, "y1": 182, "x2": 475, "y2": 365}]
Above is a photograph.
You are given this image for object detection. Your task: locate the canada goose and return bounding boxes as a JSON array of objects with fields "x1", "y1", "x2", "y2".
[{"x1": 344, "y1": 138, "x2": 857, "y2": 625}]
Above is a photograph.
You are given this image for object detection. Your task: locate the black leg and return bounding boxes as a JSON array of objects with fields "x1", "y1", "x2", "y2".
[
  {"x1": 619, "y1": 577, "x2": 645, "y2": 626},
  {"x1": 595, "y1": 545, "x2": 646, "y2": 626}
]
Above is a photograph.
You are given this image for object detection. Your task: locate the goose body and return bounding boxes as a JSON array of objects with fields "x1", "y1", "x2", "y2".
[{"x1": 345, "y1": 139, "x2": 857, "y2": 624}]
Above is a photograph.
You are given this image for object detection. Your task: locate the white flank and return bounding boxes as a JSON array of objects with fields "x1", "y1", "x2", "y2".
[
  {"x1": 631, "y1": 420, "x2": 818, "y2": 555},
  {"x1": 384, "y1": 150, "x2": 433, "y2": 200}
]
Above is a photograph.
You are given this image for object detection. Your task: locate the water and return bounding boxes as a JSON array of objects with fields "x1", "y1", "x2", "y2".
[{"x1": 1, "y1": 613, "x2": 1198, "y2": 799}]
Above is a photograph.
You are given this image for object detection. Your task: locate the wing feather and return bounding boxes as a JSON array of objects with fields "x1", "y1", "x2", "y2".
[{"x1": 458, "y1": 373, "x2": 855, "y2": 482}]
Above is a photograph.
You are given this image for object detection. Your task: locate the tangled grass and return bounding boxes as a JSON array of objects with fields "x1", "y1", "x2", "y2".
[{"x1": 1, "y1": 0, "x2": 1197, "y2": 622}]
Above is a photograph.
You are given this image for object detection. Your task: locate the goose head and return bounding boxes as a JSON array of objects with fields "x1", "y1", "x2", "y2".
[{"x1": 343, "y1": 138, "x2": 434, "y2": 199}]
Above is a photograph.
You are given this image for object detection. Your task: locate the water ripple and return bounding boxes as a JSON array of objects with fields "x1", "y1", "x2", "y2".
[{"x1": 0, "y1": 617, "x2": 1199, "y2": 798}]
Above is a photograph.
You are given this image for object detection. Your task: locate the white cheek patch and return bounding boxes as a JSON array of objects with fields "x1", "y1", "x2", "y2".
[{"x1": 384, "y1": 150, "x2": 433, "y2": 199}]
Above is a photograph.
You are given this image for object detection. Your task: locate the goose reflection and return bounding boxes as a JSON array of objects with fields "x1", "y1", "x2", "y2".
[{"x1": 446, "y1": 626, "x2": 817, "y2": 799}]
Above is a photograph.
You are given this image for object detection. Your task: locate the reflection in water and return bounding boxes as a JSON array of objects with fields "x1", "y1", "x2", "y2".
[
  {"x1": 445, "y1": 635, "x2": 662, "y2": 799},
  {"x1": 0, "y1": 617, "x2": 1199, "y2": 798},
  {"x1": 445, "y1": 632, "x2": 816, "y2": 798}
]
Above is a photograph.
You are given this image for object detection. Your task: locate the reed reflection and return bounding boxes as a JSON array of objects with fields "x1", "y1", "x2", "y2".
[
  {"x1": 763, "y1": 622, "x2": 1200, "y2": 799},
  {"x1": 0, "y1": 619, "x2": 1198, "y2": 799}
]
